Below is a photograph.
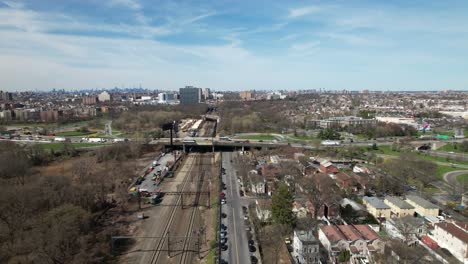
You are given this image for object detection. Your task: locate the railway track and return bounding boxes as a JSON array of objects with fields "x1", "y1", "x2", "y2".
[
  {"x1": 178, "y1": 154, "x2": 209, "y2": 263},
  {"x1": 148, "y1": 155, "x2": 197, "y2": 264}
]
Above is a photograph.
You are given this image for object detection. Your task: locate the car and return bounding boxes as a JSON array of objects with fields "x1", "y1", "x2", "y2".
[
  {"x1": 221, "y1": 200, "x2": 226, "y2": 205},
  {"x1": 239, "y1": 190, "x2": 244, "y2": 196},
  {"x1": 221, "y1": 224, "x2": 227, "y2": 230},
  {"x1": 221, "y1": 213, "x2": 227, "y2": 218},
  {"x1": 248, "y1": 240, "x2": 255, "y2": 246},
  {"x1": 249, "y1": 245, "x2": 256, "y2": 252},
  {"x1": 242, "y1": 206, "x2": 248, "y2": 212},
  {"x1": 245, "y1": 226, "x2": 251, "y2": 231},
  {"x1": 220, "y1": 259, "x2": 228, "y2": 264},
  {"x1": 221, "y1": 237, "x2": 227, "y2": 244},
  {"x1": 220, "y1": 231, "x2": 227, "y2": 237},
  {"x1": 250, "y1": 256, "x2": 258, "y2": 264},
  {"x1": 220, "y1": 192, "x2": 226, "y2": 197},
  {"x1": 244, "y1": 215, "x2": 249, "y2": 220},
  {"x1": 221, "y1": 244, "x2": 228, "y2": 251}
]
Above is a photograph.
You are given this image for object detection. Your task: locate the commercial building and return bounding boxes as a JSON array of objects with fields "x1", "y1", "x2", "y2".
[
  {"x1": 363, "y1": 196, "x2": 391, "y2": 219},
  {"x1": 239, "y1": 91, "x2": 254, "y2": 100},
  {"x1": 293, "y1": 230, "x2": 320, "y2": 264},
  {"x1": 384, "y1": 196, "x2": 415, "y2": 218},
  {"x1": 315, "y1": 116, "x2": 377, "y2": 129},
  {"x1": 405, "y1": 195, "x2": 439, "y2": 218},
  {"x1": 433, "y1": 222, "x2": 468, "y2": 263},
  {"x1": 82, "y1": 95, "x2": 97, "y2": 105},
  {"x1": 0, "y1": 90, "x2": 13, "y2": 101},
  {"x1": 179, "y1": 86, "x2": 202, "y2": 105},
  {"x1": 98, "y1": 91, "x2": 111, "y2": 102}
]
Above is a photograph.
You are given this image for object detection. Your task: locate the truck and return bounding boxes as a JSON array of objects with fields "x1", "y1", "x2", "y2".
[
  {"x1": 54, "y1": 137, "x2": 67, "y2": 142},
  {"x1": 88, "y1": 138, "x2": 105, "y2": 143},
  {"x1": 321, "y1": 140, "x2": 340, "y2": 146}
]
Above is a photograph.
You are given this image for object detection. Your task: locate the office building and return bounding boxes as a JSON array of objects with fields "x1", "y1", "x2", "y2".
[{"x1": 179, "y1": 86, "x2": 202, "y2": 105}]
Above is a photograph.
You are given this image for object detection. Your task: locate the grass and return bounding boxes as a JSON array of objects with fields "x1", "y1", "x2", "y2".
[
  {"x1": 435, "y1": 165, "x2": 460, "y2": 180},
  {"x1": 236, "y1": 134, "x2": 277, "y2": 141},
  {"x1": 56, "y1": 131, "x2": 94, "y2": 137},
  {"x1": 437, "y1": 143, "x2": 467, "y2": 154},
  {"x1": 39, "y1": 142, "x2": 106, "y2": 151},
  {"x1": 456, "y1": 174, "x2": 468, "y2": 184},
  {"x1": 368, "y1": 145, "x2": 402, "y2": 156},
  {"x1": 416, "y1": 152, "x2": 468, "y2": 166}
]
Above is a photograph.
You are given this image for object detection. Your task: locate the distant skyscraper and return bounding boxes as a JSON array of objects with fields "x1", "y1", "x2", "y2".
[
  {"x1": 179, "y1": 86, "x2": 202, "y2": 105},
  {"x1": 204, "y1": 88, "x2": 211, "y2": 100}
]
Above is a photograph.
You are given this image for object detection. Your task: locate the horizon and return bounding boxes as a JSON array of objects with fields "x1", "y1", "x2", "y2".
[{"x1": 1, "y1": 0, "x2": 468, "y2": 91}]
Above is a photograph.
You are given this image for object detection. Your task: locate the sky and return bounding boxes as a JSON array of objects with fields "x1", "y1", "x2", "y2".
[{"x1": 0, "y1": 0, "x2": 468, "y2": 91}]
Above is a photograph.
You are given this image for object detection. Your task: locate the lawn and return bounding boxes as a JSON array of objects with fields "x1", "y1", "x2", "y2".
[
  {"x1": 437, "y1": 143, "x2": 467, "y2": 154},
  {"x1": 39, "y1": 142, "x2": 106, "y2": 151},
  {"x1": 369, "y1": 145, "x2": 403, "y2": 156},
  {"x1": 236, "y1": 134, "x2": 277, "y2": 141},
  {"x1": 456, "y1": 174, "x2": 468, "y2": 184},
  {"x1": 416, "y1": 152, "x2": 468, "y2": 166},
  {"x1": 56, "y1": 131, "x2": 94, "y2": 137},
  {"x1": 435, "y1": 165, "x2": 460, "y2": 180}
]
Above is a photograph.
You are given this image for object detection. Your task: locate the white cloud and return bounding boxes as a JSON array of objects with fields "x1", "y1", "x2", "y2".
[
  {"x1": 108, "y1": 0, "x2": 141, "y2": 11},
  {"x1": 290, "y1": 41, "x2": 320, "y2": 52},
  {"x1": 288, "y1": 6, "x2": 321, "y2": 18},
  {"x1": 2, "y1": 0, "x2": 24, "y2": 9}
]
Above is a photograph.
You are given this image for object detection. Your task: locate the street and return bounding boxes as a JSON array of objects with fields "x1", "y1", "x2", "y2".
[{"x1": 221, "y1": 152, "x2": 252, "y2": 264}]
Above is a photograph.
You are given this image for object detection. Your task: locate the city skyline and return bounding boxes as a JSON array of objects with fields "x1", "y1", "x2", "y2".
[{"x1": 1, "y1": 0, "x2": 468, "y2": 91}]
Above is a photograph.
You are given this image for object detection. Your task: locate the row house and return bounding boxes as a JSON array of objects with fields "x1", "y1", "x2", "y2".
[
  {"x1": 432, "y1": 222, "x2": 468, "y2": 263},
  {"x1": 319, "y1": 224, "x2": 384, "y2": 263}
]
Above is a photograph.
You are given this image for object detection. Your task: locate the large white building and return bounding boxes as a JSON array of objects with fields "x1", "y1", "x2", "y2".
[
  {"x1": 293, "y1": 230, "x2": 320, "y2": 264},
  {"x1": 98, "y1": 91, "x2": 111, "y2": 102},
  {"x1": 433, "y1": 222, "x2": 468, "y2": 263}
]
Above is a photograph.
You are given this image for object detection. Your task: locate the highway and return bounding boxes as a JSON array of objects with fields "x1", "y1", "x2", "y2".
[{"x1": 221, "y1": 152, "x2": 251, "y2": 264}]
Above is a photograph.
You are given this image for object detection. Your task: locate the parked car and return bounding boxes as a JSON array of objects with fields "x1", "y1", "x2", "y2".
[
  {"x1": 249, "y1": 245, "x2": 256, "y2": 252},
  {"x1": 250, "y1": 256, "x2": 258, "y2": 264}
]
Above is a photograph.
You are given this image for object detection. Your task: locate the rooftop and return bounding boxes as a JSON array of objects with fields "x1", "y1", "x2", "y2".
[
  {"x1": 320, "y1": 224, "x2": 380, "y2": 243},
  {"x1": 363, "y1": 196, "x2": 390, "y2": 209},
  {"x1": 406, "y1": 195, "x2": 438, "y2": 209},
  {"x1": 435, "y1": 222, "x2": 468, "y2": 244},
  {"x1": 295, "y1": 230, "x2": 317, "y2": 242},
  {"x1": 384, "y1": 196, "x2": 415, "y2": 209}
]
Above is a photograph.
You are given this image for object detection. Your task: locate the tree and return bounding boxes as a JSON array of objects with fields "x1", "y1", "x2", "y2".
[
  {"x1": 460, "y1": 140, "x2": 468, "y2": 152},
  {"x1": 338, "y1": 250, "x2": 351, "y2": 262},
  {"x1": 318, "y1": 128, "x2": 341, "y2": 140},
  {"x1": 271, "y1": 183, "x2": 294, "y2": 225},
  {"x1": 300, "y1": 174, "x2": 339, "y2": 234}
]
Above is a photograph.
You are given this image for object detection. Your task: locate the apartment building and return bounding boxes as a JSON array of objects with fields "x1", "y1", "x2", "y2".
[
  {"x1": 384, "y1": 196, "x2": 415, "y2": 218},
  {"x1": 293, "y1": 230, "x2": 320, "y2": 264},
  {"x1": 405, "y1": 195, "x2": 439, "y2": 218},
  {"x1": 433, "y1": 222, "x2": 468, "y2": 263},
  {"x1": 363, "y1": 196, "x2": 391, "y2": 219}
]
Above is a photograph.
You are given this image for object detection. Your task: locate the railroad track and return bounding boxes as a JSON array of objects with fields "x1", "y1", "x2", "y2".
[
  {"x1": 178, "y1": 154, "x2": 209, "y2": 263},
  {"x1": 148, "y1": 155, "x2": 197, "y2": 264}
]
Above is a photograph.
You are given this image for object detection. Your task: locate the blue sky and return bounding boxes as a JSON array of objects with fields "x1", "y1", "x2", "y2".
[{"x1": 0, "y1": 0, "x2": 467, "y2": 91}]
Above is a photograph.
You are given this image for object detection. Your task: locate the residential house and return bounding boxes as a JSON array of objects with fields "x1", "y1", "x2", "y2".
[
  {"x1": 384, "y1": 196, "x2": 415, "y2": 218},
  {"x1": 405, "y1": 195, "x2": 439, "y2": 218},
  {"x1": 433, "y1": 222, "x2": 468, "y2": 263},
  {"x1": 255, "y1": 199, "x2": 272, "y2": 222},
  {"x1": 249, "y1": 171, "x2": 266, "y2": 194},
  {"x1": 307, "y1": 200, "x2": 340, "y2": 220},
  {"x1": 319, "y1": 224, "x2": 384, "y2": 262},
  {"x1": 385, "y1": 216, "x2": 427, "y2": 246},
  {"x1": 261, "y1": 163, "x2": 280, "y2": 181},
  {"x1": 363, "y1": 196, "x2": 391, "y2": 219},
  {"x1": 293, "y1": 230, "x2": 320, "y2": 264},
  {"x1": 320, "y1": 160, "x2": 339, "y2": 174},
  {"x1": 335, "y1": 172, "x2": 358, "y2": 191}
]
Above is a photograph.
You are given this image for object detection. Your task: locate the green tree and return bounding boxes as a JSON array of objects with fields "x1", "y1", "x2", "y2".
[
  {"x1": 318, "y1": 128, "x2": 341, "y2": 140},
  {"x1": 271, "y1": 183, "x2": 294, "y2": 225},
  {"x1": 338, "y1": 250, "x2": 351, "y2": 262}
]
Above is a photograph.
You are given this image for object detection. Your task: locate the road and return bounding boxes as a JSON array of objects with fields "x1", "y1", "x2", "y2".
[
  {"x1": 443, "y1": 170, "x2": 468, "y2": 187},
  {"x1": 221, "y1": 152, "x2": 251, "y2": 264}
]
